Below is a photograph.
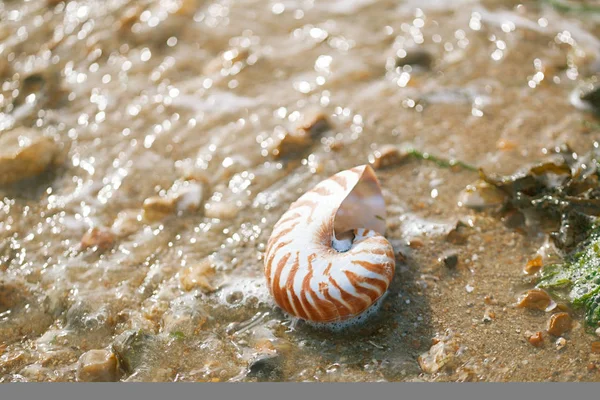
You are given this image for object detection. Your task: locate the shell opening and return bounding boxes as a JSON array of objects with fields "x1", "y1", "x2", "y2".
[
  {"x1": 332, "y1": 165, "x2": 386, "y2": 248},
  {"x1": 331, "y1": 230, "x2": 355, "y2": 252}
]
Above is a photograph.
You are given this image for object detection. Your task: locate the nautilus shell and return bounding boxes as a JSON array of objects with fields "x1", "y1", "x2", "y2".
[{"x1": 264, "y1": 165, "x2": 396, "y2": 327}]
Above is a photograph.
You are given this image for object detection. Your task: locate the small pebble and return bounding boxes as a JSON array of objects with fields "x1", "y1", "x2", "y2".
[
  {"x1": 172, "y1": 181, "x2": 205, "y2": 213},
  {"x1": 394, "y1": 48, "x2": 433, "y2": 70},
  {"x1": 418, "y1": 340, "x2": 454, "y2": 374},
  {"x1": 204, "y1": 202, "x2": 239, "y2": 220},
  {"x1": 81, "y1": 227, "x2": 115, "y2": 251},
  {"x1": 517, "y1": 289, "x2": 552, "y2": 311},
  {"x1": 271, "y1": 112, "x2": 330, "y2": 159},
  {"x1": 439, "y1": 251, "x2": 458, "y2": 269},
  {"x1": 328, "y1": 138, "x2": 345, "y2": 152},
  {"x1": 546, "y1": 312, "x2": 572, "y2": 337},
  {"x1": 446, "y1": 221, "x2": 470, "y2": 245},
  {"x1": 142, "y1": 180, "x2": 204, "y2": 222},
  {"x1": 368, "y1": 145, "x2": 408, "y2": 170},
  {"x1": 76, "y1": 349, "x2": 120, "y2": 382},
  {"x1": 458, "y1": 180, "x2": 507, "y2": 209},
  {"x1": 111, "y1": 330, "x2": 157, "y2": 374},
  {"x1": 0, "y1": 128, "x2": 65, "y2": 186},
  {"x1": 296, "y1": 111, "x2": 330, "y2": 137},
  {"x1": 524, "y1": 255, "x2": 543, "y2": 275},
  {"x1": 179, "y1": 259, "x2": 215, "y2": 292},
  {"x1": 482, "y1": 308, "x2": 495, "y2": 323},
  {"x1": 111, "y1": 210, "x2": 142, "y2": 237},
  {"x1": 555, "y1": 337, "x2": 567, "y2": 351},
  {"x1": 587, "y1": 363, "x2": 597, "y2": 371},
  {"x1": 595, "y1": 327, "x2": 600, "y2": 337},
  {"x1": 143, "y1": 196, "x2": 177, "y2": 221},
  {"x1": 408, "y1": 239, "x2": 424, "y2": 249},
  {"x1": 13, "y1": 70, "x2": 67, "y2": 110},
  {"x1": 526, "y1": 331, "x2": 544, "y2": 347},
  {"x1": 496, "y1": 138, "x2": 517, "y2": 151}
]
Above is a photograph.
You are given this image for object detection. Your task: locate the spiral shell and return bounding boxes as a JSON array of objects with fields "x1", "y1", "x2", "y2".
[{"x1": 264, "y1": 165, "x2": 395, "y2": 326}]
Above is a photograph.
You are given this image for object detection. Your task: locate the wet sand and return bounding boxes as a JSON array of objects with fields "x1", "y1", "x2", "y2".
[{"x1": 1, "y1": 0, "x2": 600, "y2": 382}]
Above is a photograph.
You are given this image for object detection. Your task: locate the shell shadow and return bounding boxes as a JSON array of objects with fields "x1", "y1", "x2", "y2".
[{"x1": 281, "y1": 249, "x2": 434, "y2": 381}]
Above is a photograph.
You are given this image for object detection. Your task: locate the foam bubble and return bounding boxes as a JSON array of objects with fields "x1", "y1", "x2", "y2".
[{"x1": 216, "y1": 275, "x2": 273, "y2": 308}]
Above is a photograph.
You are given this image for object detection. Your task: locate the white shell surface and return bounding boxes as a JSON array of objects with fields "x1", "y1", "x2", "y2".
[{"x1": 264, "y1": 165, "x2": 396, "y2": 323}]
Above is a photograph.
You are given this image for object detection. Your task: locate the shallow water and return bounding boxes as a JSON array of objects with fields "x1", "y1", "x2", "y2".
[{"x1": 1, "y1": 0, "x2": 600, "y2": 382}]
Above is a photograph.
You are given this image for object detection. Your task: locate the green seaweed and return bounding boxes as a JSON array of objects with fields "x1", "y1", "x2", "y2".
[
  {"x1": 169, "y1": 331, "x2": 185, "y2": 340},
  {"x1": 405, "y1": 148, "x2": 478, "y2": 172},
  {"x1": 478, "y1": 143, "x2": 600, "y2": 250},
  {"x1": 539, "y1": 222, "x2": 600, "y2": 326},
  {"x1": 474, "y1": 143, "x2": 600, "y2": 326}
]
